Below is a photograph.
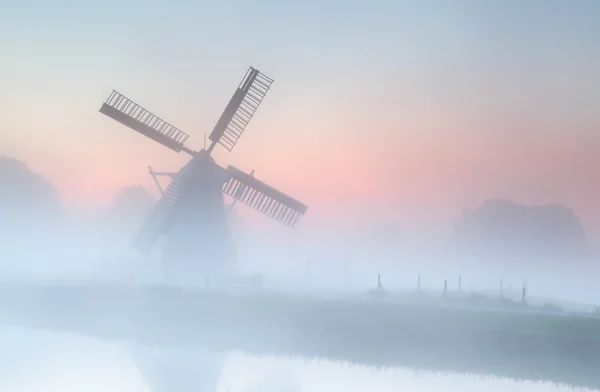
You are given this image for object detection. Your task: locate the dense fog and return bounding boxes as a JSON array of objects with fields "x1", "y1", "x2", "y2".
[
  {"x1": 0, "y1": 154, "x2": 598, "y2": 392},
  {"x1": 1, "y1": 156, "x2": 598, "y2": 308},
  {"x1": 2, "y1": 0, "x2": 600, "y2": 389}
]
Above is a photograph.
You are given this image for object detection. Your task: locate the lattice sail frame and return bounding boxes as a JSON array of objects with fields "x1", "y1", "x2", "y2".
[
  {"x1": 222, "y1": 165, "x2": 308, "y2": 228},
  {"x1": 131, "y1": 176, "x2": 184, "y2": 252},
  {"x1": 100, "y1": 91, "x2": 190, "y2": 152},
  {"x1": 209, "y1": 67, "x2": 274, "y2": 152}
]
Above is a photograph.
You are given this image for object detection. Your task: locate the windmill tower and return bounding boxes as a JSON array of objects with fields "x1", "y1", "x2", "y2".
[{"x1": 99, "y1": 67, "x2": 308, "y2": 283}]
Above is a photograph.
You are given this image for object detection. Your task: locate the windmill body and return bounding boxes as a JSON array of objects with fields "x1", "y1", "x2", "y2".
[
  {"x1": 159, "y1": 151, "x2": 236, "y2": 282},
  {"x1": 99, "y1": 67, "x2": 308, "y2": 284}
]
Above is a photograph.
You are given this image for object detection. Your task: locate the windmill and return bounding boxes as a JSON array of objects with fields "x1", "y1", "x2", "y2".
[{"x1": 99, "y1": 67, "x2": 308, "y2": 282}]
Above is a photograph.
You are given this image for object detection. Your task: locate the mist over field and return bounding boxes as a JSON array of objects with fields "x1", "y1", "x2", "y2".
[{"x1": 1, "y1": 155, "x2": 598, "y2": 310}]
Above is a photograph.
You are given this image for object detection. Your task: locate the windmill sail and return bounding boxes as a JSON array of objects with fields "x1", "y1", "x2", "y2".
[
  {"x1": 222, "y1": 165, "x2": 308, "y2": 228},
  {"x1": 208, "y1": 68, "x2": 274, "y2": 152},
  {"x1": 132, "y1": 178, "x2": 182, "y2": 253},
  {"x1": 100, "y1": 90, "x2": 190, "y2": 153}
]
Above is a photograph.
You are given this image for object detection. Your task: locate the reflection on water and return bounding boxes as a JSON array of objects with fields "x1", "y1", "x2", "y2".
[{"x1": 0, "y1": 326, "x2": 595, "y2": 392}]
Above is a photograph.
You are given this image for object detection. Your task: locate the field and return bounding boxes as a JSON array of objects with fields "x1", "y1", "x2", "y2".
[{"x1": 0, "y1": 282, "x2": 599, "y2": 389}]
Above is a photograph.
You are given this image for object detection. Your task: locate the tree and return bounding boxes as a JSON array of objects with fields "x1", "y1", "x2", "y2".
[
  {"x1": 454, "y1": 199, "x2": 589, "y2": 260},
  {"x1": 0, "y1": 157, "x2": 62, "y2": 230},
  {"x1": 0, "y1": 157, "x2": 64, "y2": 266},
  {"x1": 79, "y1": 185, "x2": 157, "y2": 260},
  {"x1": 97, "y1": 185, "x2": 155, "y2": 241},
  {"x1": 107, "y1": 185, "x2": 155, "y2": 223}
]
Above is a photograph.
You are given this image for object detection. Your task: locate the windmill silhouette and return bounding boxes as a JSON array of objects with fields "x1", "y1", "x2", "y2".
[{"x1": 99, "y1": 67, "x2": 308, "y2": 282}]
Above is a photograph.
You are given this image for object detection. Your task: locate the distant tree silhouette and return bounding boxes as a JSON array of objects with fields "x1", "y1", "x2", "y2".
[
  {"x1": 454, "y1": 199, "x2": 588, "y2": 260},
  {"x1": 0, "y1": 157, "x2": 64, "y2": 264},
  {"x1": 100, "y1": 185, "x2": 155, "y2": 235},
  {"x1": 87, "y1": 185, "x2": 156, "y2": 251},
  {"x1": 108, "y1": 186, "x2": 155, "y2": 220},
  {"x1": 0, "y1": 157, "x2": 62, "y2": 228}
]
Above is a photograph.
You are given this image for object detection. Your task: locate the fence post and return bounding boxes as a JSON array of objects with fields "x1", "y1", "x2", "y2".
[{"x1": 377, "y1": 274, "x2": 385, "y2": 292}]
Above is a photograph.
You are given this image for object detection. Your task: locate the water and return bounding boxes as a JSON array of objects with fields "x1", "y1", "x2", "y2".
[{"x1": 0, "y1": 326, "x2": 594, "y2": 392}]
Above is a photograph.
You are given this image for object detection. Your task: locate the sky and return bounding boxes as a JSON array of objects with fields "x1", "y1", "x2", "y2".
[{"x1": 0, "y1": 0, "x2": 599, "y2": 235}]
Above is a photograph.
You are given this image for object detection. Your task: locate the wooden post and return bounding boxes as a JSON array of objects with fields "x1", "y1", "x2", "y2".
[
  {"x1": 458, "y1": 276, "x2": 462, "y2": 292},
  {"x1": 417, "y1": 275, "x2": 421, "y2": 292},
  {"x1": 522, "y1": 281, "x2": 527, "y2": 303},
  {"x1": 500, "y1": 278, "x2": 504, "y2": 298},
  {"x1": 377, "y1": 274, "x2": 385, "y2": 291}
]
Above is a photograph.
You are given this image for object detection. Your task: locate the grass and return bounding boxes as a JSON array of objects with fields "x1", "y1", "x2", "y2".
[{"x1": 133, "y1": 285, "x2": 600, "y2": 337}]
